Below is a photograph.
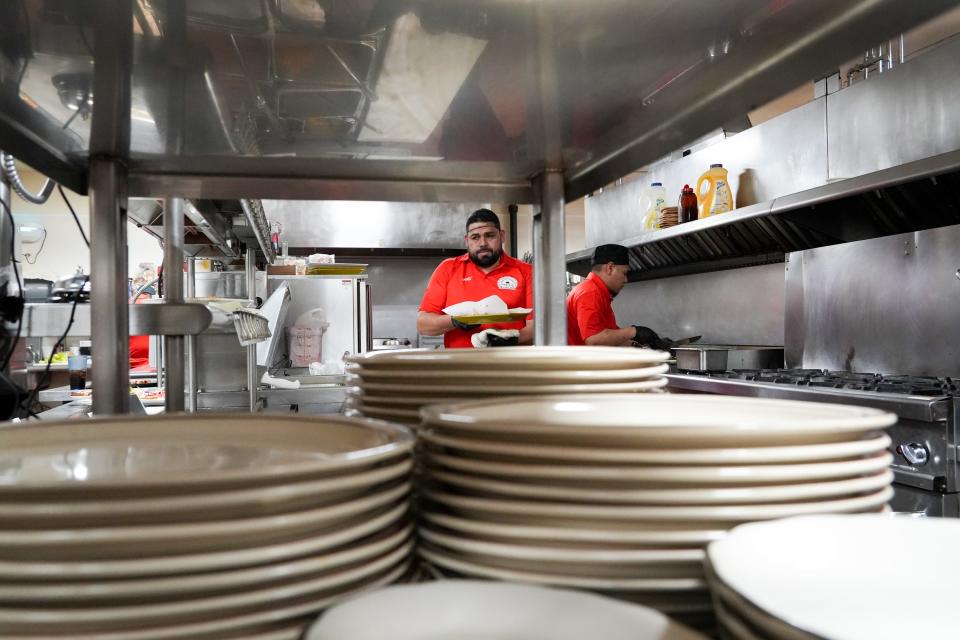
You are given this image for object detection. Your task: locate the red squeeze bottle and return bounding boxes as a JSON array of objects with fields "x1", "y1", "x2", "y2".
[{"x1": 679, "y1": 184, "x2": 698, "y2": 224}]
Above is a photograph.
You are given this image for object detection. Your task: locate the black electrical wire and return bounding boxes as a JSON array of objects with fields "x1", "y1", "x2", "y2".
[
  {"x1": 58, "y1": 185, "x2": 90, "y2": 247},
  {"x1": 0, "y1": 197, "x2": 23, "y2": 373}
]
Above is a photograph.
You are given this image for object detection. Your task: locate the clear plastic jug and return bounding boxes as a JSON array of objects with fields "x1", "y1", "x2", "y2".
[{"x1": 639, "y1": 182, "x2": 667, "y2": 230}]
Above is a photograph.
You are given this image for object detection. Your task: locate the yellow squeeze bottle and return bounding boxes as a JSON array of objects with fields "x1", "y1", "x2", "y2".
[{"x1": 696, "y1": 163, "x2": 733, "y2": 217}]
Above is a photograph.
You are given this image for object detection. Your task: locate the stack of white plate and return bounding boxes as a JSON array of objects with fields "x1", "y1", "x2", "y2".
[
  {"x1": 706, "y1": 515, "x2": 957, "y2": 640},
  {"x1": 306, "y1": 580, "x2": 708, "y2": 640},
  {"x1": 343, "y1": 347, "x2": 670, "y2": 425},
  {"x1": 0, "y1": 414, "x2": 414, "y2": 640},
  {"x1": 417, "y1": 395, "x2": 896, "y2": 630}
]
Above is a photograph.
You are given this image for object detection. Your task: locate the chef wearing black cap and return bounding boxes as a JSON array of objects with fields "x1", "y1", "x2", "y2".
[{"x1": 566, "y1": 244, "x2": 668, "y2": 348}]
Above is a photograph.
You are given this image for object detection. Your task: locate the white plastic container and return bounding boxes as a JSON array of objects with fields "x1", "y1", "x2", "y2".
[
  {"x1": 287, "y1": 308, "x2": 330, "y2": 367},
  {"x1": 639, "y1": 182, "x2": 667, "y2": 230}
]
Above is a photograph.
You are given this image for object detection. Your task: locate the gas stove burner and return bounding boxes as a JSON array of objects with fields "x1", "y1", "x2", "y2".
[{"x1": 682, "y1": 368, "x2": 960, "y2": 397}]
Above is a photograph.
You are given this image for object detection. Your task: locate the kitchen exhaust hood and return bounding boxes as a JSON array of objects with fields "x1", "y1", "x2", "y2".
[{"x1": 569, "y1": 34, "x2": 960, "y2": 281}]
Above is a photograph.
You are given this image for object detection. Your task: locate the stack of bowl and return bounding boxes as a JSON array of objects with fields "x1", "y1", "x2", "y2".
[
  {"x1": 706, "y1": 515, "x2": 955, "y2": 640},
  {"x1": 0, "y1": 414, "x2": 414, "y2": 639},
  {"x1": 344, "y1": 347, "x2": 670, "y2": 426},
  {"x1": 417, "y1": 394, "x2": 896, "y2": 630}
]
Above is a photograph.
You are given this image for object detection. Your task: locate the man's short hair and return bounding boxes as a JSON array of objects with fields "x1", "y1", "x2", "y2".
[
  {"x1": 466, "y1": 208, "x2": 501, "y2": 231},
  {"x1": 591, "y1": 244, "x2": 630, "y2": 266}
]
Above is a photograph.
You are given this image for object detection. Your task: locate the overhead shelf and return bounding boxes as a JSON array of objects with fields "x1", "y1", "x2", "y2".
[
  {"x1": 0, "y1": 1, "x2": 955, "y2": 202},
  {"x1": 567, "y1": 149, "x2": 960, "y2": 280}
]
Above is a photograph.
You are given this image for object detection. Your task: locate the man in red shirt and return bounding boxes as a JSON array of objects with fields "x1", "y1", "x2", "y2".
[
  {"x1": 418, "y1": 209, "x2": 534, "y2": 348},
  {"x1": 566, "y1": 244, "x2": 667, "y2": 347}
]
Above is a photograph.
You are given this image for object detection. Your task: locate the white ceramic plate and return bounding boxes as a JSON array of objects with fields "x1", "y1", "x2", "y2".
[
  {"x1": 0, "y1": 459, "x2": 412, "y2": 526},
  {"x1": 710, "y1": 574, "x2": 812, "y2": 640},
  {"x1": 38, "y1": 562, "x2": 409, "y2": 640},
  {"x1": 348, "y1": 363, "x2": 669, "y2": 384},
  {"x1": 347, "y1": 390, "x2": 477, "y2": 407},
  {"x1": 421, "y1": 511, "x2": 727, "y2": 546},
  {"x1": 0, "y1": 503, "x2": 408, "y2": 580},
  {"x1": 425, "y1": 450, "x2": 893, "y2": 485},
  {"x1": 346, "y1": 346, "x2": 671, "y2": 370},
  {"x1": 423, "y1": 486, "x2": 893, "y2": 523},
  {"x1": 353, "y1": 377, "x2": 668, "y2": 395},
  {"x1": 429, "y1": 468, "x2": 895, "y2": 504},
  {"x1": 420, "y1": 527, "x2": 703, "y2": 571},
  {"x1": 0, "y1": 414, "x2": 412, "y2": 494},
  {"x1": 418, "y1": 546, "x2": 706, "y2": 591},
  {"x1": 714, "y1": 598, "x2": 768, "y2": 640},
  {"x1": 420, "y1": 430, "x2": 892, "y2": 465},
  {"x1": 349, "y1": 402, "x2": 420, "y2": 422},
  {"x1": 306, "y1": 580, "x2": 707, "y2": 640},
  {"x1": 0, "y1": 483, "x2": 409, "y2": 561},
  {"x1": 707, "y1": 514, "x2": 960, "y2": 640},
  {"x1": 0, "y1": 543, "x2": 411, "y2": 634},
  {"x1": 422, "y1": 394, "x2": 897, "y2": 445},
  {"x1": 0, "y1": 525, "x2": 412, "y2": 603}
]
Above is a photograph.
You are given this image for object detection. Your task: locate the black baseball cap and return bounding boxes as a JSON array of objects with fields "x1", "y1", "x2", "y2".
[{"x1": 591, "y1": 244, "x2": 630, "y2": 266}]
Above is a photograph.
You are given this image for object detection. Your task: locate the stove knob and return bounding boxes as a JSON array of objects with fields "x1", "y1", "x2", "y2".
[{"x1": 901, "y1": 442, "x2": 929, "y2": 466}]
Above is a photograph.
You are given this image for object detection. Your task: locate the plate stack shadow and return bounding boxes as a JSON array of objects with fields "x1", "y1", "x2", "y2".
[
  {"x1": 416, "y1": 394, "x2": 897, "y2": 632},
  {"x1": 0, "y1": 414, "x2": 415, "y2": 640}
]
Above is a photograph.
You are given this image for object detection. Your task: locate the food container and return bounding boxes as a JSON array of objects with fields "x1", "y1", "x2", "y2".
[{"x1": 674, "y1": 346, "x2": 784, "y2": 372}]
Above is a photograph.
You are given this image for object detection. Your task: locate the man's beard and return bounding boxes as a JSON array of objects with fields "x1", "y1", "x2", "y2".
[{"x1": 469, "y1": 247, "x2": 501, "y2": 268}]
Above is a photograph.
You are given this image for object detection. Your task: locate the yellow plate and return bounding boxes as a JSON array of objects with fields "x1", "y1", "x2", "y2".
[
  {"x1": 452, "y1": 313, "x2": 530, "y2": 324},
  {"x1": 305, "y1": 263, "x2": 367, "y2": 275}
]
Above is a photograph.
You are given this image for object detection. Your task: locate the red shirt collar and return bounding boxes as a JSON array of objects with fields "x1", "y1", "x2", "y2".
[{"x1": 586, "y1": 272, "x2": 612, "y2": 300}]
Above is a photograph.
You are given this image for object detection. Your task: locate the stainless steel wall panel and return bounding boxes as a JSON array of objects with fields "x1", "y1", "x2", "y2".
[
  {"x1": 260, "y1": 200, "x2": 486, "y2": 249},
  {"x1": 585, "y1": 99, "x2": 827, "y2": 247},
  {"x1": 827, "y1": 36, "x2": 960, "y2": 181},
  {"x1": 784, "y1": 226, "x2": 960, "y2": 376},
  {"x1": 612, "y1": 263, "x2": 785, "y2": 346}
]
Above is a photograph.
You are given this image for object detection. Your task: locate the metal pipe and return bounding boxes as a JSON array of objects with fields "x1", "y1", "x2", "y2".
[
  {"x1": 245, "y1": 248, "x2": 258, "y2": 412},
  {"x1": 533, "y1": 170, "x2": 567, "y2": 346},
  {"x1": 239, "y1": 199, "x2": 276, "y2": 264},
  {"x1": 89, "y1": 0, "x2": 131, "y2": 416},
  {"x1": 186, "y1": 257, "x2": 197, "y2": 412},
  {"x1": 163, "y1": 197, "x2": 185, "y2": 413},
  {"x1": 508, "y1": 204, "x2": 518, "y2": 258},
  {"x1": 531, "y1": 210, "x2": 543, "y2": 345},
  {"x1": 89, "y1": 160, "x2": 130, "y2": 415},
  {"x1": 0, "y1": 170, "x2": 11, "y2": 272},
  {"x1": 0, "y1": 152, "x2": 54, "y2": 204}
]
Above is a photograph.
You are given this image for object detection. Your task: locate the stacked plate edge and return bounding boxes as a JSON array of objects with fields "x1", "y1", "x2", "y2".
[
  {"x1": 305, "y1": 580, "x2": 709, "y2": 640},
  {"x1": 0, "y1": 414, "x2": 415, "y2": 640},
  {"x1": 416, "y1": 394, "x2": 897, "y2": 632},
  {"x1": 705, "y1": 515, "x2": 958, "y2": 640},
  {"x1": 343, "y1": 346, "x2": 671, "y2": 426}
]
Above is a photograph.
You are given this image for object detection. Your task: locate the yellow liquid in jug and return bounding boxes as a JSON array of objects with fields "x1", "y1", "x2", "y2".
[{"x1": 696, "y1": 166, "x2": 733, "y2": 217}]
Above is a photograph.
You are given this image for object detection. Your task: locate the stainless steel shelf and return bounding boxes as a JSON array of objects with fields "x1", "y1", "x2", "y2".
[{"x1": 568, "y1": 149, "x2": 960, "y2": 280}]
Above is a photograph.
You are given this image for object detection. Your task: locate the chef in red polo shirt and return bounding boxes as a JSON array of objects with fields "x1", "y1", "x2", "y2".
[
  {"x1": 566, "y1": 244, "x2": 669, "y2": 348},
  {"x1": 418, "y1": 209, "x2": 534, "y2": 348}
]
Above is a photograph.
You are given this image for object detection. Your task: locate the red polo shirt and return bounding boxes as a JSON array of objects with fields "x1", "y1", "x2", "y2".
[
  {"x1": 566, "y1": 272, "x2": 619, "y2": 345},
  {"x1": 420, "y1": 253, "x2": 534, "y2": 349}
]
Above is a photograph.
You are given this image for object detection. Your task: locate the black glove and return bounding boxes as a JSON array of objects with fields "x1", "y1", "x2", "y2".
[
  {"x1": 632, "y1": 325, "x2": 671, "y2": 350},
  {"x1": 451, "y1": 317, "x2": 480, "y2": 331},
  {"x1": 487, "y1": 332, "x2": 519, "y2": 347}
]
